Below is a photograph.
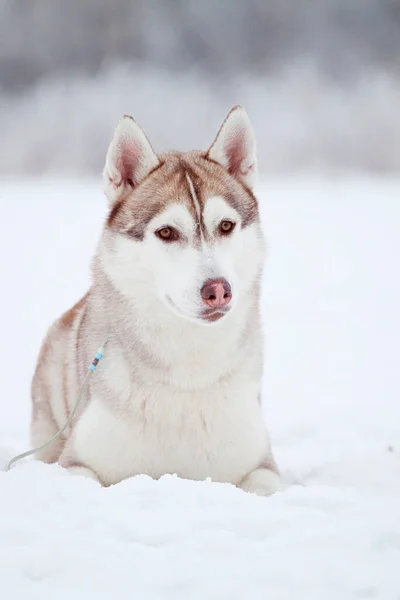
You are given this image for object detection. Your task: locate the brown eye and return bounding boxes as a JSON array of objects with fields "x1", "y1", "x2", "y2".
[
  {"x1": 219, "y1": 220, "x2": 235, "y2": 234},
  {"x1": 156, "y1": 227, "x2": 178, "y2": 241}
]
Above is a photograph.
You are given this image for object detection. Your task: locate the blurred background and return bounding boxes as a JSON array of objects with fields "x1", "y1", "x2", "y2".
[{"x1": 1, "y1": 0, "x2": 400, "y2": 176}]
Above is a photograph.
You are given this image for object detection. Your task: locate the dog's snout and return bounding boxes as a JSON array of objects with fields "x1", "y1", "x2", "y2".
[{"x1": 200, "y1": 278, "x2": 232, "y2": 308}]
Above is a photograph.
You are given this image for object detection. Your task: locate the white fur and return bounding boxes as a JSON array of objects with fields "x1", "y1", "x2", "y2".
[
  {"x1": 66, "y1": 367, "x2": 268, "y2": 487},
  {"x1": 59, "y1": 290, "x2": 278, "y2": 490},
  {"x1": 102, "y1": 195, "x2": 264, "y2": 322}
]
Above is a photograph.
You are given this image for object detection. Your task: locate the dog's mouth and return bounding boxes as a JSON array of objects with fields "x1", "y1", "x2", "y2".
[
  {"x1": 200, "y1": 307, "x2": 230, "y2": 323},
  {"x1": 165, "y1": 296, "x2": 231, "y2": 324}
]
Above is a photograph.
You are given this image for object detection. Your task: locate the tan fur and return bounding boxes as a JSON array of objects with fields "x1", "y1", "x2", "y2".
[{"x1": 107, "y1": 151, "x2": 259, "y2": 239}]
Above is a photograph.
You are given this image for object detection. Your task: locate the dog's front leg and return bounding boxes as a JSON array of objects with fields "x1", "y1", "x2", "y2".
[
  {"x1": 66, "y1": 464, "x2": 101, "y2": 482},
  {"x1": 59, "y1": 445, "x2": 102, "y2": 484}
]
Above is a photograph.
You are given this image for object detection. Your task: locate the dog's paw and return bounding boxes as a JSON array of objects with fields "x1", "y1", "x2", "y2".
[
  {"x1": 239, "y1": 467, "x2": 281, "y2": 497},
  {"x1": 67, "y1": 465, "x2": 101, "y2": 483}
]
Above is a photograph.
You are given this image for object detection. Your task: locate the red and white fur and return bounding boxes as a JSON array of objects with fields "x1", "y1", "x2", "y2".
[{"x1": 30, "y1": 106, "x2": 281, "y2": 496}]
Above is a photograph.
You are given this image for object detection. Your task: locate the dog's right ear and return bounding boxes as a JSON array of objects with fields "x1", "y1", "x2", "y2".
[{"x1": 103, "y1": 115, "x2": 159, "y2": 205}]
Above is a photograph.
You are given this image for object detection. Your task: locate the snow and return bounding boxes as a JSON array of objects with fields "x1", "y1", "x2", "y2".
[{"x1": 1, "y1": 175, "x2": 399, "y2": 599}]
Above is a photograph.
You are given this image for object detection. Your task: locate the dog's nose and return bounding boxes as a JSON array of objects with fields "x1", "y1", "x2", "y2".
[{"x1": 200, "y1": 278, "x2": 232, "y2": 308}]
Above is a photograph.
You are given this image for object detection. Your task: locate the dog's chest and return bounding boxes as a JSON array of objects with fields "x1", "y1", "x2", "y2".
[{"x1": 73, "y1": 358, "x2": 267, "y2": 486}]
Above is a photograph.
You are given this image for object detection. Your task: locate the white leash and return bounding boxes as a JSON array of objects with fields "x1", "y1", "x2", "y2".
[{"x1": 6, "y1": 342, "x2": 108, "y2": 472}]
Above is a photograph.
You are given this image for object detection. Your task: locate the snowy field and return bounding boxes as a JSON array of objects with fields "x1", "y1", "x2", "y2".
[{"x1": 0, "y1": 176, "x2": 399, "y2": 599}]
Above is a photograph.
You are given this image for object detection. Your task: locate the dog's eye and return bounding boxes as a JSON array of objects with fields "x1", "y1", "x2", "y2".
[
  {"x1": 156, "y1": 226, "x2": 178, "y2": 242},
  {"x1": 219, "y1": 220, "x2": 236, "y2": 234}
]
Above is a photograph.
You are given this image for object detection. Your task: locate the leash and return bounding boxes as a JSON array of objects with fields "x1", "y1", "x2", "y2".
[{"x1": 6, "y1": 342, "x2": 108, "y2": 472}]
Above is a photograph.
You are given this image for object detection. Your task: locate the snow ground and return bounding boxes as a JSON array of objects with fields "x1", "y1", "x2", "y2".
[{"x1": 0, "y1": 176, "x2": 399, "y2": 599}]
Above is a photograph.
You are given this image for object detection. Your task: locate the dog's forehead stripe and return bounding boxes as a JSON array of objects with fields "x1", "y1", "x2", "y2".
[
  {"x1": 185, "y1": 172, "x2": 201, "y2": 222},
  {"x1": 185, "y1": 171, "x2": 205, "y2": 242}
]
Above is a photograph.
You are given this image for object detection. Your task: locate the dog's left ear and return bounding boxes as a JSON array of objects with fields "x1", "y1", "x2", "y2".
[
  {"x1": 103, "y1": 115, "x2": 159, "y2": 205},
  {"x1": 207, "y1": 105, "x2": 257, "y2": 190}
]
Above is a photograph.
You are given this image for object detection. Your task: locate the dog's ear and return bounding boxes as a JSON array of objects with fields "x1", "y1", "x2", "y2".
[
  {"x1": 207, "y1": 105, "x2": 257, "y2": 190},
  {"x1": 103, "y1": 115, "x2": 159, "y2": 205}
]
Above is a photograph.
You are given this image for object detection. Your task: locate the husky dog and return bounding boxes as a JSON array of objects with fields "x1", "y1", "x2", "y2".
[{"x1": 30, "y1": 106, "x2": 281, "y2": 496}]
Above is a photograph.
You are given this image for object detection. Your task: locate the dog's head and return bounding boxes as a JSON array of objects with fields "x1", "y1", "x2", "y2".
[{"x1": 100, "y1": 106, "x2": 265, "y2": 325}]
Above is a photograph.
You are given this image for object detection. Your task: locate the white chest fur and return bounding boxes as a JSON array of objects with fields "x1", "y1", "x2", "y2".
[{"x1": 71, "y1": 349, "x2": 268, "y2": 486}]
